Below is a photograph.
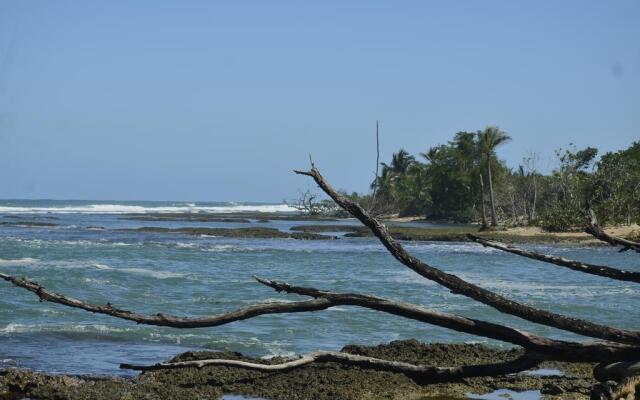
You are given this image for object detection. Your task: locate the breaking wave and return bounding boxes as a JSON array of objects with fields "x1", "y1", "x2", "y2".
[
  {"x1": 0, "y1": 203, "x2": 297, "y2": 214},
  {"x1": 6, "y1": 259, "x2": 191, "y2": 280},
  {"x1": 0, "y1": 257, "x2": 38, "y2": 266}
]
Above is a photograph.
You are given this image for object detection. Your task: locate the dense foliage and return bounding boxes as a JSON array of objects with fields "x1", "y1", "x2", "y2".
[{"x1": 362, "y1": 129, "x2": 640, "y2": 230}]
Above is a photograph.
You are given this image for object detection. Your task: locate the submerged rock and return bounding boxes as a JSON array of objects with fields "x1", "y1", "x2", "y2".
[
  {"x1": 121, "y1": 212, "x2": 338, "y2": 222},
  {"x1": 119, "y1": 226, "x2": 336, "y2": 240},
  {"x1": 0, "y1": 221, "x2": 58, "y2": 228}
]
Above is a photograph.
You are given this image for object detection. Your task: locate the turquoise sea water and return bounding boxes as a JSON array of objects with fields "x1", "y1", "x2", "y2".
[{"x1": 0, "y1": 200, "x2": 638, "y2": 376}]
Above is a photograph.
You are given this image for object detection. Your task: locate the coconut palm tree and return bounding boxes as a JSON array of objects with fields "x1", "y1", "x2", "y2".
[
  {"x1": 389, "y1": 149, "x2": 415, "y2": 174},
  {"x1": 477, "y1": 126, "x2": 512, "y2": 227},
  {"x1": 370, "y1": 149, "x2": 416, "y2": 213}
]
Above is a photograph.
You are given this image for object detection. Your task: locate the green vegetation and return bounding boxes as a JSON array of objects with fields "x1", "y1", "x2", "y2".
[{"x1": 350, "y1": 128, "x2": 639, "y2": 230}]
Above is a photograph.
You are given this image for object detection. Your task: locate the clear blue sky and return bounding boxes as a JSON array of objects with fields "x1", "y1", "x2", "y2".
[{"x1": 0, "y1": 1, "x2": 638, "y2": 201}]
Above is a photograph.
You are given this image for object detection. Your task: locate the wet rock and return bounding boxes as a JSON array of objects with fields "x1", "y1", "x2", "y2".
[
  {"x1": 542, "y1": 382, "x2": 565, "y2": 395},
  {"x1": 119, "y1": 226, "x2": 335, "y2": 240}
]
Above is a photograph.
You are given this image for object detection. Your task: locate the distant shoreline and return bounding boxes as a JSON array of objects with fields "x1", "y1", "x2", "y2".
[{"x1": 3, "y1": 210, "x2": 638, "y2": 245}]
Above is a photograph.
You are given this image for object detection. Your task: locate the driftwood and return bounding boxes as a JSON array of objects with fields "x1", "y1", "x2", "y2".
[
  {"x1": 594, "y1": 361, "x2": 640, "y2": 382},
  {"x1": 587, "y1": 209, "x2": 640, "y2": 253},
  {"x1": 0, "y1": 272, "x2": 336, "y2": 328},
  {"x1": 467, "y1": 234, "x2": 640, "y2": 283},
  {"x1": 121, "y1": 350, "x2": 544, "y2": 383},
  {"x1": 294, "y1": 164, "x2": 640, "y2": 346},
  {"x1": 3, "y1": 272, "x2": 636, "y2": 363}
]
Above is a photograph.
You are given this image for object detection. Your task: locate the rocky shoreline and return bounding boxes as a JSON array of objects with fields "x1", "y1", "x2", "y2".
[
  {"x1": 0, "y1": 340, "x2": 597, "y2": 400},
  {"x1": 5, "y1": 212, "x2": 639, "y2": 245},
  {"x1": 118, "y1": 226, "x2": 335, "y2": 240}
]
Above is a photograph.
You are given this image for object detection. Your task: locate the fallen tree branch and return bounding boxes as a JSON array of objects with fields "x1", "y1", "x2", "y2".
[
  {"x1": 294, "y1": 163, "x2": 640, "y2": 345},
  {"x1": 4, "y1": 271, "x2": 637, "y2": 363},
  {"x1": 120, "y1": 349, "x2": 544, "y2": 384},
  {"x1": 0, "y1": 272, "x2": 334, "y2": 328},
  {"x1": 256, "y1": 277, "x2": 640, "y2": 363},
  {"x1": 594, "y1": 361, "x2": 640, "y2": 382},
  {"x1": 467, "y1": 234, "x2": 640, "y2": 283},
  {"x1": 586, "y1": 209, "x2": 640, "y2": 253}
]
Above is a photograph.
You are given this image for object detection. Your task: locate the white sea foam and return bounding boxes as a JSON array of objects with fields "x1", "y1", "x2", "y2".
[
  {"x1": 91, "y1": 263, "x2": 113, "y2": 270},
  {"x1": 0, "y1": 323, "x2": 137, "y2": 335},
  {"x1": 0, "y1": 203, "x2": 297, "y2": 214},
  {"x1": 3, "y1": 237, "x2": 139, "y2": 249},
  {"x1": 202, "y1": 244, "x2": 249, "y2": 252},
  {"x1": 0, "y1": 257, "x2": 38, "y2": 266},
  {"x1": 174, "y1": 242, "x2": 254, "y2": 252},
  {"x1": 175, "y1": 242, "x2": 198, "y2": 249},
  {"x1": 6, "y1": 258, "x2": 189, "y2": 280},
  {"x1": 23, "y1": 260, "x2": 114, "y2": 270},
  {"x1": 405, "y1": 242, "x2": 498, "y2": 254},
  {"x1": 0, "y1": 323, "x2": 25, "y2": 333},
  {"x1": 119, "y1": 267, "x2": 189, "y2": 279}
]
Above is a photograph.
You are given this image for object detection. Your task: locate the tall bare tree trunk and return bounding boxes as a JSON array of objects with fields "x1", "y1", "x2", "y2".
[
  {"x1": 370, "y1": 121, "x2": 380, "y2": 213},
  {"x1": 488, "y1": 161, "x2": 498, "y2": 226},
  {"x1": 530, "y1": 174, "x2": 537, "y2": 222},
  {"x1": 479, "y1": 174, "x2": 488, "y2": 229}
]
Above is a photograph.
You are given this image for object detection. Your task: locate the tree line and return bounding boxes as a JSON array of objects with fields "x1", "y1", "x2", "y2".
[{"x1": 343, "y1": 127, "x2": 640, "y2": 231}]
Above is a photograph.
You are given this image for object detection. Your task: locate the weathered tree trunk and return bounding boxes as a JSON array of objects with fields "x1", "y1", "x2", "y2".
[
  {"x1": 370, "y1": 120, "x2": 380, "y2": 213},
  {"x1": 587, "y1": 209, "x2": 640, "y2": 253},
  {"x1": 479, "y1": 173, "x2": 488, "y2": 229},
  {"x1": 530, "y1": 174, "x2": 537, "y2": 222}
]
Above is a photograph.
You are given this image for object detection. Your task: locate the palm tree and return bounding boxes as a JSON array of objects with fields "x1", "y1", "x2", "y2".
[
  {"x1": 389, "y1": 149, "x2": 415, "y2": 174},
  {"x1": 477, "y1": 126, "x2": 512, "y2": 227},
  {"x1": 370, "y1": 149, "x2": 415, "y2": 213}
]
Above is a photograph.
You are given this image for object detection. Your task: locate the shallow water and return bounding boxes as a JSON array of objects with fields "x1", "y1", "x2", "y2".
[
  {"x1": 0, "y1": 200, "x2": 638, "y2": 376},
  {"x1": 466, "y1": 389, "x2": 541, "y2": 399}
]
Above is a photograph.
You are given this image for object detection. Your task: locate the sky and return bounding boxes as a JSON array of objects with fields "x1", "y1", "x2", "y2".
[{"x1": 0, "y1": 1, "x2": 638, "y2": 202}]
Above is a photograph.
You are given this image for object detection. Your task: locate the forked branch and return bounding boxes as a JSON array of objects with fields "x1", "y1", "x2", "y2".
[
  {"x1": 467, "y1": 234, "x2": 640, "y2": 283},
  {"x1": 3, "y1": 272, "x2": 637, "y2": 363},
  {"x1": 294, "y1": 163, "x2": 640, "y2": 345}
]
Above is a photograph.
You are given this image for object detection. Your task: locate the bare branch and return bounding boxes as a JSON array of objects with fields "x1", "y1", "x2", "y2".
[
  {"x1": 120, "y1": 350, "x2": 544, "y2": 384},
  {"x1": 4, "y1": 271, "x2": 638, "y2": 363},
  {"x1": 369, "y1": 120, "x2": 381, "y2": 213},
  {"x1": 467, "y1": 234, "x2": 640, "y2": 283},
  {"x1": 0, "y1": 272, "x2": 334, "y2": 328},
  {"x1": 255, "y1": 277, "x2": 640, "y2": 363},
  {"x1": 586, "y1": 209, "x2": 640, "y2": 253},
  {"x1": 295, "y1": 164, "x2": 640, "y2": 345}
]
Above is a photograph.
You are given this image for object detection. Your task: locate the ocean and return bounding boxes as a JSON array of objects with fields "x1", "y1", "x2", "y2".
[{"x1": 0, "y1": 200, "x2": 638, "y2": 376}]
